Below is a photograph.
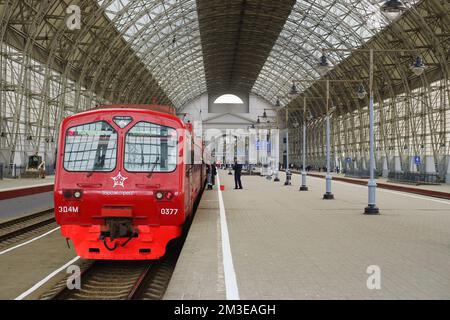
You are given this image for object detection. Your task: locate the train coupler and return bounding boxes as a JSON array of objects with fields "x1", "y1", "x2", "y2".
[{"x1": 103, "y1": 218, "x2": 134, "y2": 240}]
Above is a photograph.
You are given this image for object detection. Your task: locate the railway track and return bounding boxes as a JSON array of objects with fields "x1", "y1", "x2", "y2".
[
  {"x1": 42, "y1": 242, "x2": 179, "y2": 300},
  {"x1": 0, "y1": 209, "x2": 56, "y2": 248},
  {"x1": 40, "y1": 184, "x2": 205, "y2": 300}
]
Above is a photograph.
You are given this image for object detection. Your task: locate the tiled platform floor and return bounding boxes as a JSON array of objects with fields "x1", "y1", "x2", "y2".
[{"x1": 165, "y1": 170, "x2": 450, "y2": 299}]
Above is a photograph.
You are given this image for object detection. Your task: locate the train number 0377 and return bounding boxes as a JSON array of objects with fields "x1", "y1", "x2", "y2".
[{"x1": 160, "y1": 208, "x2": 178, "y2": 215}]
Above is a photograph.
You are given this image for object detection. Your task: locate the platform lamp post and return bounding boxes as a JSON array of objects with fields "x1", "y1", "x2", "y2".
[
  {"x1": 258, "y1": 119, "x2": 277, "y2": 180},
  {"x1": 283, "y1": 106, "x2": 292, "y2": 185},
  {"x1": 273, "y1": 120, "x2": 280, "y2": 182},
  {"x1": 272, "y1": 99, "x2": 283, "y2": 182},
  {"x1": 282, "y1": 83, "x2": 301, "y2": 185},
  {"x1": 258, "y1": 108, "x2": 278, "y2": 181},
  {"x1": 285, "y1": 95, "x2": 326, "y2": 191},
  {"x1": 290, "y1": 78, "x2": 364, "y2": 199},
  {"x1": 320, "y1": 44, "x2": 426, "y2": 213},
  {"x1": 300, "y1": 96, "x2": 310, "y2": 191}
]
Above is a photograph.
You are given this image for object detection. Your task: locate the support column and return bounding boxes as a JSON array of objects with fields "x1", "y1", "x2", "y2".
[
  {"x1": 394, "y1": 156, "x2": 402, "y2": 173},
  {"x1": 323, "y1": 80, "x2": 334, "y2": 199},
  {"x1": 272, "y1": 128, "x2": 280, "y2": 182},
  {"x1": 382, "y1": 156, "x2": 389, "y2": 178},
  {"x1": 364, "y1": 48, "x2": 379, "y2": 214},
  {"x1": 300, "y1": 96, "x2": 308, "y2": 191},
  {"x1": 425, "y1": 156, "x2": 436, "y2": 174},
  {"x1": 445, "y1": 155, "x2": 450, "y2": 184},
  {"x1": 408, "y1": 156, "x2": 417, "y2": 172}
]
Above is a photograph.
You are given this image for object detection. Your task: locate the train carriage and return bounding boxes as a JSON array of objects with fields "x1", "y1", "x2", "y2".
[{"x1": 54, "y1": 104, "x2": 205, "y2": 260}]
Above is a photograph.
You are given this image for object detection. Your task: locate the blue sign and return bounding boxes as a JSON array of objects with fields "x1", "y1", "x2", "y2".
[
  {"x1": 414, "y1": 156, "x2": 421, "y2": 165},
  {"x1": 345, "y1": 157, "x2": 352, "y2": 164},
  {"x1": 256, "y1": 140, "x2": 270, "y2": 151}
]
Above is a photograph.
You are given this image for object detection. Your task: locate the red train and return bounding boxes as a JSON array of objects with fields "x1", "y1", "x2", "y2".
[{"x1": 54, "y1": 104, "x2": 205, "y2": 260}]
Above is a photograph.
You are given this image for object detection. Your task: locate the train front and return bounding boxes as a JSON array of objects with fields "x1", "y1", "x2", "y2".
[{"x1": 54, "y1": 106, "x2": 186, "y2": 260}]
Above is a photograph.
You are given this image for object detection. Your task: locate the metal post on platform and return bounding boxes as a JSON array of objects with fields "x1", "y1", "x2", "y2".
[
  {"x1": 284, "y1": 108, "x2": 291, "y2": 185},
  {"x1": 273, "y1": 128, "x2": 280, "y2": 182},
  {"x1": 300, "y1": 96, "x2": 308, "y2": 191},
  {"x1": 323, "y1": 79, "x2": 334, "y2": 199},
  {"x1": 365, "y1": 48, "x2": 380, "y2": 214}
]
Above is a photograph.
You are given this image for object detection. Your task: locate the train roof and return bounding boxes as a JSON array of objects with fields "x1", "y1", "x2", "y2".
[
  {"x1": 94, "y1": 104, "x2": 176, "y2": 115},
  {"x1": 62, "y1": 104, "x2": 186, "y2": 128}
]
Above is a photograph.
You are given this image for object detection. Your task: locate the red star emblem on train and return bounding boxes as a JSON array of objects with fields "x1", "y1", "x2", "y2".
[{"x1": 111, "y1": 171, "x2": 128, "y2": 188}]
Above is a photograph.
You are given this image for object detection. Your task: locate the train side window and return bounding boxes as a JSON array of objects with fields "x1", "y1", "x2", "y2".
[
  {"x1": 63, "y1": 121, "x2": 117, "y2": 172},
  {"x1": 124, "y1": 121, "x2": 177, "y2": 172}
]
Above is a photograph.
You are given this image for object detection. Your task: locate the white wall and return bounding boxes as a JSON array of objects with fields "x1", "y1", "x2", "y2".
[{"x1": 178, "y1": 93, "x2": 278, "y2": 131}]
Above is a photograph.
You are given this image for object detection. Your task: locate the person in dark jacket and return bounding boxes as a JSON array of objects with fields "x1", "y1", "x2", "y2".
[
  {"x1": 232, "y1": 157, "x2": 243, "y2": 189},
  {"x1": 206, "y1": 164, "x2": 213, "y2": 189}
]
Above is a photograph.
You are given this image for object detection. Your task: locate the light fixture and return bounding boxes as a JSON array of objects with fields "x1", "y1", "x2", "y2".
[
  {"x1": 289, "y1": 81, "x2": 299, "y2": 97},
  {"x1": 250, "y1": 124, "x2": 255, "y2": 129},
  {"x1": 275, "y1": 98, "x2": 281, "y2": 107},
  {"x1": 262, "y1": 110, "x2": 267, "y2": 118},
  {"x1": 411, "y1": 56, "x2": 426, "y2": 76},
  {"x1": 257, "y1": 117, "x2": 260, "y2": 124},
  {"x1": 357, "y1": 84, "x2": 367, "y2": 100},
  {"x1": 380, "y1": 0, "x2": 407, "y2": 21},
  {"x1": 318, "y1": 53, "x2": 332, "y2": 76}
]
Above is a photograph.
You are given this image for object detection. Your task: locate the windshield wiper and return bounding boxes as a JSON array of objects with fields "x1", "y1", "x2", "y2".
[{"x1": 147, "y1": 156, "x2": 160, "y2": 179}]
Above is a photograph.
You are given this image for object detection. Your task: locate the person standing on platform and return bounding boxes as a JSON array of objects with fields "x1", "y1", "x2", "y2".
[
  {"x1": 207, "y1": 164, "x2": 217, "y2": 189},
  {"x1": 233, "y1": 157, "x2": 243, "y2": 190}
]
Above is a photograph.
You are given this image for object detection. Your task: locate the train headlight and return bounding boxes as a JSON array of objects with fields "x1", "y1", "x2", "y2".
[
  {"x1": 155, "y1": 191, "x2": 164, "y2": 200},
  {"x1": 73, "y1": 190, "x2": 82, "y2": 199}
]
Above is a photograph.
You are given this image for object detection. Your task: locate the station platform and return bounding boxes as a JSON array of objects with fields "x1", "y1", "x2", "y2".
[
  {"x1": 165, "y1": 170, "x2": 450, "y2": 299},
  {"x1": 0, "y1": 176, "x2": 54, "y2": 193},
  {"x1": 0, "y1": 176, "x2": 54, "y2": 222}
]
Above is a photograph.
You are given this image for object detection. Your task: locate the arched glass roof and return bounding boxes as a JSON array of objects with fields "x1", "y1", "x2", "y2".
[
  {"x1": 98, "y1": 0, "x2": 206, "y2": 107},
  {"x1": 96, "y1": 0, "x2": 422, "y2": 109},
  {"x1": 252, "y1": 0, "x2": 419, "y2": 107}
]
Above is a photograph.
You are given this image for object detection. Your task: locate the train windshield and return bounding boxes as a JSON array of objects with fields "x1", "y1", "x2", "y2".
[
  {"x1": 63, "y1": 121, "x2": 117, "y2": 172},
  {"x1": 124, "y1": 121, "x2": 177, "y2": 172}
]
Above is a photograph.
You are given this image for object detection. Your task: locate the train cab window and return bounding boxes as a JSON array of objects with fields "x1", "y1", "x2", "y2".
[
  {"x1": 124, "y1": 121, "x2": 177, "y2": 172},
  {"x1": 63, "y1": 121, "x2": 117, "y2": 172}
]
